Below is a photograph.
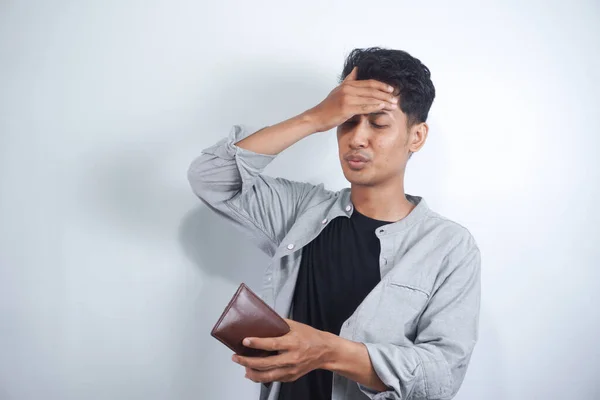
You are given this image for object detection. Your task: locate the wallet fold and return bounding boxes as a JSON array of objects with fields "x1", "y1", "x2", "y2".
[{"x1": 211, "y1": 283, "x2": 290, "y2": 357}]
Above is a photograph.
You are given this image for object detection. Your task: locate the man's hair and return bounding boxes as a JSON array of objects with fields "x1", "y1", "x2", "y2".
[{"x1": 340, "y1": 47, "x2": 436, "y2": 127}]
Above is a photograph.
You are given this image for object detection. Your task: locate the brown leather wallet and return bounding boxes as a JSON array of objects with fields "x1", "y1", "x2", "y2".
[{"x1": 211, "y1": 283, "x2": 290, "y2": 357}]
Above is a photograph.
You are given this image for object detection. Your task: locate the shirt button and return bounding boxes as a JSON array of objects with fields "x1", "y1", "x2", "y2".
[
  {"x1": 267, "y1": 276, "x2": 272, "y2": 282},
  {"x1": 345, "y1": 205, "x2": 352, "y2": 212},
  {"x1": 287, "y1": 243, "x2": 295, "y2": 250},
  {"x1": 321, "y1": 218, "x2": 328, "y2": 224}
]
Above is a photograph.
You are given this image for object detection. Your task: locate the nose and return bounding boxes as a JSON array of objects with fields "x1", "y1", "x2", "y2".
[{"x1": 348, "y1": 121, "x2": 370, "y2": 149}]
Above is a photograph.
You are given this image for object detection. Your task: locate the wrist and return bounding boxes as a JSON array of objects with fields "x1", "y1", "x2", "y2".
[
  {"x1": 320, "y1": 331, "x2": 349, "y2": 372},
  {"x1": 299, "y1": 108, "x2": 325, "y2": 134}
]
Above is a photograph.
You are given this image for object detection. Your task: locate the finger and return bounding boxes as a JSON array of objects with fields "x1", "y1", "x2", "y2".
[
  {"x1": 347, "y1": 99, "x2": 396, "y2": 114},
  {"x1": 342, "y1": 66, "x2": 358, "y2": 82},
  {"x1": 245, "y1": 366, "x2": 295, "y2": 384},
  {"x1": 350, "y1": 102, "x2": 388, "y2": 116},
  {"x1": 233, "y1": 353, "x2": 293, "y2": 371},
  {"x1": 349, "y1": 79, "x2": 395, "y2": 94},
  {"x1": 282, "y1": 318, "x2": 298, "y2": 327},
  {"x1": 346, "y1": 86, "x2": 398, "y2": 105},
  {"x1": 243, "y1": 336, "x2": 285, "y2": 352}
]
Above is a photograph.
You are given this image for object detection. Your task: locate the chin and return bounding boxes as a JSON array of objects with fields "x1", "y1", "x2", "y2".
[{"x1": 342, "y1": 169, "x2": 375, "y2": 186}]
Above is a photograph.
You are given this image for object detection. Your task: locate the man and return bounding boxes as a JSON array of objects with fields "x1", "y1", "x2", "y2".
[{"x1": 187, "y1": 47, "x2": 481, "y2": 400}]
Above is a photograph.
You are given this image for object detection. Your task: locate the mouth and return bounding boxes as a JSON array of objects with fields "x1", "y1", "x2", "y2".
[{"x1": 345, "y1": 155, "x2": 370, "y2": 170}]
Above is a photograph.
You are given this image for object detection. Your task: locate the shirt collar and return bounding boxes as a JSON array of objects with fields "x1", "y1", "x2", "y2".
[{"x1": 273, "y1": 188, "x2": 430, "y2": 258}]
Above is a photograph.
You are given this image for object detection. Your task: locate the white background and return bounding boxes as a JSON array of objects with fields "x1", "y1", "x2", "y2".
[{"x1": 1, "y1": 1, "x2": 599, "y2": 399}]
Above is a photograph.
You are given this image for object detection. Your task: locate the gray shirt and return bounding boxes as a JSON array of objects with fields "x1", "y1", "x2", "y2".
[{"x1": 187, "y1": 125, "x2": 481, "y2": 400}]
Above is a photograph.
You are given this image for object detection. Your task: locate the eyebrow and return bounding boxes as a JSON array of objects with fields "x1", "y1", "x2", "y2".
[
  {"x1": 369, "y1": 111, "x2": 395, "y2": 119},
  {"x1": 348, "y1": 111, "x2": 395, "y2": 120}
]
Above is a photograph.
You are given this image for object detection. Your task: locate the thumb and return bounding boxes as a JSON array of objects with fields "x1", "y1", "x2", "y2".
[
  {"x1": 343, "y1": 66, "x2": 358, "y2": 82},
  {"x1": 283, "y1": 318, "x2": 299, "y2": 328}
]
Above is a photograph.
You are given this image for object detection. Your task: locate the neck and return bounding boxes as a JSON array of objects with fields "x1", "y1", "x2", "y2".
[{"x1": 350, "y1": 179, "x2": 415, "y2": 223}]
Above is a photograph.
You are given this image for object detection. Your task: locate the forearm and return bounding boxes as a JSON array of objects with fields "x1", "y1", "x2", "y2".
[
  {"x1": 322, "y1": 333, "x2": 389, "y2": 393},
  {"x1": 236, "y1": 67, "x2": 398, "y2": 155},
  {"x1": 235, "y1": 111, "x2": 319, "y2": 155}
]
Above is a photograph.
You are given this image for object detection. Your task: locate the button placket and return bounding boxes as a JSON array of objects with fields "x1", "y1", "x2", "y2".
[{"x1": 378, "y1": 234, "x2": 395, "y2": 277}]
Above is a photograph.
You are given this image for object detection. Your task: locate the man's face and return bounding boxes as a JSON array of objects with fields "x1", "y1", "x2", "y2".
[{"x1": 336, "y1": 104, "x2": 423, "y2": 187}]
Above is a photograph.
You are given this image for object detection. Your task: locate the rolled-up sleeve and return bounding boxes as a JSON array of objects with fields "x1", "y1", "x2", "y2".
[
  {"x1": 187, "y1": 125, "x2": 330, "y2": 256},
  {"x1": 358, "y1": 245, "x2": 481, "y2": 400},
  {"x1": 193, "y1": 125, "x2": 276, "y2": 196}
]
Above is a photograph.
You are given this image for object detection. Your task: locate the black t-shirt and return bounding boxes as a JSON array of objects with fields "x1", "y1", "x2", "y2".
[{"x1": 277, "y1": 209, "x2": 390, "y2": 400}]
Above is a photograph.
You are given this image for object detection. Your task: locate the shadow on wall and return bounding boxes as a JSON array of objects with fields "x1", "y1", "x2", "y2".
[{"x1": 178, "y1": 205, "x2": 269, "y2": 284}]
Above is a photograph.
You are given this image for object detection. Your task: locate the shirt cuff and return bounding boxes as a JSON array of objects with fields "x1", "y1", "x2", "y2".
[
  {"x1": 357, "y1": 342, "x2": 424, "y2": 400},
  {"x1": 201, "y1": 124, "x2": 276, "y2": 171},
  {"x1": 356, "y1": 384, "x2": 399, "y2": 400}
]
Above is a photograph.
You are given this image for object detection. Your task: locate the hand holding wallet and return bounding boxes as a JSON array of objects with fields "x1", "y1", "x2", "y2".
[{"x1": 211, "y1": 283, "x2": 291, "y2": 357}]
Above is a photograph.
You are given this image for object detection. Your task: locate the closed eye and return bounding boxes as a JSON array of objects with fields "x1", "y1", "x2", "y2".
[{"x1": 340, "y1": 119, "x2": 389, "y2": 130}]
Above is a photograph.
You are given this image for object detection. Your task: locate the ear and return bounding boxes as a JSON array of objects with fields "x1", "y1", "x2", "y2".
[{"x1": 407, "y1": 122, "x2": 429, "y2": 153}]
